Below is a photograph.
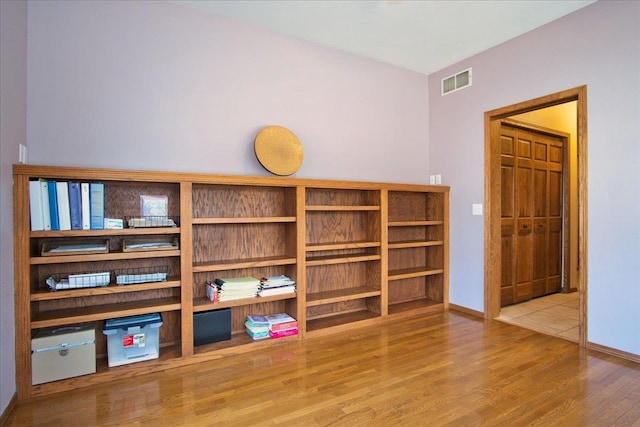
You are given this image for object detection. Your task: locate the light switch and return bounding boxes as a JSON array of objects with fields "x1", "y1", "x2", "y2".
[
  {"x1": 429, "y1": 175, "x2": 436, "y2": 185},
  {"x1": 472, "y1": 204, "x2": 483, "y2": 216},
  {"x1": 435, "y1": 174, "x2": 442, "y2": 185},
  {"x1": 19, "y1": 144, "x2": 27, "y2": 164}
]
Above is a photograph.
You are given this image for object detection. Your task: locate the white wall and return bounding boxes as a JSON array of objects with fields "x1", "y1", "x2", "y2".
[
  {"x1": 0, "y1": 0, "x2": 27, "y2": 415},
  {"x1": 429, "y1": 0, "x2": 640, "y2": 355},
  {"x1": 27, "y1": 0, "x2": 429, "y2": 184}
]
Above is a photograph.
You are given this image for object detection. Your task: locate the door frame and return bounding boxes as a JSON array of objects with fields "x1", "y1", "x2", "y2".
[{"x1": 484, "y1": 86, "x2": 587, "y2": 347}]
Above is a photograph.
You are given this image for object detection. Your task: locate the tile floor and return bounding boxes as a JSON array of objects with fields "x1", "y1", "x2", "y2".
[{"x1": 496, "y1": 292, "x2": 580, "y2": 342}]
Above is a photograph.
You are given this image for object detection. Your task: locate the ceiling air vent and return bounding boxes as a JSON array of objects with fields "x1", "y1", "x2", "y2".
[{"x1": 441, "y1": 68, "x2": 472, "y2": 96}]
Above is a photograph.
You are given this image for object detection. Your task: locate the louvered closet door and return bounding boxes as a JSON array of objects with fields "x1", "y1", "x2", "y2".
[{"x1": 500, "y1": 122, "x2": 563, "y2": 306}]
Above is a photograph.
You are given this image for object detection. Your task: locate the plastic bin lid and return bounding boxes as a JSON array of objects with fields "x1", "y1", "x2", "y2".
[{"x1": 103, "y1": 313, "x2": 162, "y2": 331}]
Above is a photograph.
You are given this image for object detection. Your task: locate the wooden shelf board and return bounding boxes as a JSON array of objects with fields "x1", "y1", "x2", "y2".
[
  {"x1": 387, "y1": 299, "x2": 443, "y2": 316},
  {"x1": 31, "y1": 297, "x2": 181, "y2": 329},
  {"x1": 388, "y1": 220, "x2": 443, "y2": 227},
  {"x1": 388, "y1": 240, "x2": 444, "y2": 249},
  {"x1": 193, "y1": 216, "x2": 296, "y2": 224},
  {"x1": 306, "y1": 310, "x2": 380, "y2": 333},
  {"x1": 306, "y1": 253, "x2": 381, "y2": 266},
  {"x1": 306, "y1": 286, "x2": 381, "y2": 306},
  {"x1": 306, "y1": 205, "x2": 380, "y2": 212},
  {"x1": 306, "y1": 241, "x2": 381, "y2": 252},
  {"x1": 31, "y1": 250, "x2": 181, "y2": 265},
  {"x1": 193, "y1": 331, "x2": 299, "y2": 356},
  {"x1": 193, "y1": 293, "x2": 297, "y2": 312},
  {"x1": 388, "y1": 267, "x2": 445, "y2": 281},
  {"x1": 31, "y1": 279, "x2": 181, "y2": 301},
  {"x1": 192, "y1": 256, "x2": 297, "y2": 272},
  {"x1": 30, "y1": 227, "x2": 181, "y2": 238},
  {"x1": 31, "y1": 344, "x2": 183, "y2": 398}
]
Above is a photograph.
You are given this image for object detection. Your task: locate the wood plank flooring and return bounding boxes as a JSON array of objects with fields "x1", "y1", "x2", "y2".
[
  {"x1": 497, "y1": 292, "x2": 580, "y2": 342},
  {"x1": 5, "y1": 311, "x2": 640, "y2": 426}
]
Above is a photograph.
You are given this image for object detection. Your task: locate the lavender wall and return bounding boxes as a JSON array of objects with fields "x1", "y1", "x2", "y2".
[
  {"x1": 27, "y1": 0, "x2": 429, "y2": 184},
  {"x1": 429, "y1": 0, "x2": 640, "y2": 355},
  {"x1": 0, "y1": 0, "x2": 27, "y2": 414}
]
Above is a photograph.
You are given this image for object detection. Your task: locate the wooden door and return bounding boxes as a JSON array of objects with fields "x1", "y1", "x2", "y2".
[{"x1": 500, "y1": 122, "x2": 564, "y2": 306}]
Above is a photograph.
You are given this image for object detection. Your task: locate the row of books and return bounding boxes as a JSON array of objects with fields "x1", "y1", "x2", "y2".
[
  {"x1": 259, "y1": 275, "x2": 296, "y2": 297},
  {"x1": 245, "y1": 313, "x2": 298, "y2": 340},
  {"x1": 205, "y1": 275, "x2": 296, "y2": 303},
  {"x1": 29, "y1": 180, "x2": 104, "y2": 231}
]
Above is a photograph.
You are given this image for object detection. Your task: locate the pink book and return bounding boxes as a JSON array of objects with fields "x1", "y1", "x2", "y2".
[
  {"x1": 269, "y1": 328, "x2": 298, "y2": 339},
  {"x1": 270, "y1": 321, "x2": 298, "y2": 332}
]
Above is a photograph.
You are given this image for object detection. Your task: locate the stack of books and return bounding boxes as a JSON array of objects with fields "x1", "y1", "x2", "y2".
[
  {"x1": 211, "y1": 277, "x2": 260, "y2": 302},
  {"x1": 258, "y1": 275, "x2": 296, "y2": 297},
  {"x1": 244, "y1": 313, "x2": 299, "y2": 340},
  {"x1": 266, "y1": 313, "x2": 298, "y2": 338},
  {"x1": 244, "y1": 315, "x2": 270, "y2": 340}
]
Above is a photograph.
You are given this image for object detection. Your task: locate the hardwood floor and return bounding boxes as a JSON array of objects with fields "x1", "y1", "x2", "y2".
[
  {"x1": 5, "y1": 311, "x2": 640, "y2": 426},
  {"x1": 496, "y1": 292, "x2": 580, "y2": 342}
]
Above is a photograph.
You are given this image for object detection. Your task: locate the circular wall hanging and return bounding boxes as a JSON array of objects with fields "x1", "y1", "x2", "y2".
[{"x1": 254, "y1": 125, "x2": 304, "y2": 176}]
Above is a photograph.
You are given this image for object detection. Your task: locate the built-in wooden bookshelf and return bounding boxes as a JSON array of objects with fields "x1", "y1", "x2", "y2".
[{"x1": 13, "y1": 164, "x2": 448, "y2": 400}]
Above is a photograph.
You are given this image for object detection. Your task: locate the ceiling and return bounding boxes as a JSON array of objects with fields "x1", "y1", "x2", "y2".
[{"x1": 172, "y1": 0, "x2": 596, "y2": 75}]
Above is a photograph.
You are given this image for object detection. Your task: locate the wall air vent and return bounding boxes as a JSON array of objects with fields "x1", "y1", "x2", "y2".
[{"x1": 441, "y1": 67, "x2": 472, "y2": 96}]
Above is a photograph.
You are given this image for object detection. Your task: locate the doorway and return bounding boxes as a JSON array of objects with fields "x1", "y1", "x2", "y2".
[{"x1": 483, "y1": 86, "x2": 587, "y2": 347}]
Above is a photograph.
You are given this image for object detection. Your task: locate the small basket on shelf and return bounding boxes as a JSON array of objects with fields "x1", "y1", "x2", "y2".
[
  {"x1": 114, "y1": 266, "x2": 169, "y2": 285},
  {"x1": 45, "y1": 271, "x2": 110, "y2": 291},
  {"x1": 125, "y1": 216, "x2": 179, "y2": 228}
]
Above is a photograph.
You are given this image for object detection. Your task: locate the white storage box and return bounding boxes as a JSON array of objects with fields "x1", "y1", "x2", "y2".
[
  {"x1": 31, "y1": 325, "x2": 96, "y2": 385},
  {"x1": 103, "y1": 313, "x2": 163, "y2": 367}
]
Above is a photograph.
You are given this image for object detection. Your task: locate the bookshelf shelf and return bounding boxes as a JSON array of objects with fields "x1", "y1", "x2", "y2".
[
  {"x1": 192, "y1": 216, "x2": 296, "y2": 224},
  {"x1": 306, "y1": 253, "x2": 381, "y2": 266},
  {"x1": 31, "y1": 297, "x2": 181, "y2": 329},
  {"x1": 31, "y1": 227, "x2": 180, "y2": 238},
  {"x1": 306, "y1": 241, "x2": 381, "y2": 252},
  {"x1": 192, "y1": 256, "x2": 297, "y2": 272},
  {"x1": 306, "y1": 310, "x2": 380, "y2": 333},
  {"x1": 30, "y1": 250, "x2": 181, "y2": 265},
  {"x1": 31, "y1": 278, "x2": 182, "y2": 301},
  {"x1": 192, "y1": 293, "x2": 297, "y2": 312},
  {"x1": 388, "y1": 267, "x2": 445, "y2": 280},
  {"x1": 14, "y1": 164, "x2": 448, "y2": 401},
  {"x1": 306, "y1": 286, "x2": 381, "y2": 306}
]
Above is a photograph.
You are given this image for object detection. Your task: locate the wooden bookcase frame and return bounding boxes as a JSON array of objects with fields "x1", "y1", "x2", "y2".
[{"x1": 13, "y1": 164, "x2": 449, "y2": 400}]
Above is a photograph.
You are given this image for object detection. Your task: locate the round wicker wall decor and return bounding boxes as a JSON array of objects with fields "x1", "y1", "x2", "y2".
[{"x1": 254, "y1": 126, "x2": 304, "y2": 176}]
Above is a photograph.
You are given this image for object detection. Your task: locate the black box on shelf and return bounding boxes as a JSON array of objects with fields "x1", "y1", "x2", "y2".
[{"x1": 193, "y1": 308, "x2": 231, "y2": 346}]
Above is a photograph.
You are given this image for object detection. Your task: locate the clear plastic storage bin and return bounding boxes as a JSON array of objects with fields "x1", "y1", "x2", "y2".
[{"x1": 103, "y1": 313, "x2": 162, "y2": 367}]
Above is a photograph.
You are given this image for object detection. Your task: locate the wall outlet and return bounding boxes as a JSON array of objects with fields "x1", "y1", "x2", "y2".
[
  {"x1": 472, "y1": 204, "x2": 483, "y2": 216},
  {"x1": 429, "y1": 175, "x2": 436, "y2": 185},
  {"x1": 435, "y1": 174, "x2": 442, "y2": 185},
  {"x1": 19, "y1": 144, "x2": 27, "y2": 164}
]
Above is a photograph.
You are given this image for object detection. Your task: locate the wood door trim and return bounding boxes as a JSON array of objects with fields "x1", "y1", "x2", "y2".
[{"x1": 484, "y1": 86, "x2": 588, "y2": 347}]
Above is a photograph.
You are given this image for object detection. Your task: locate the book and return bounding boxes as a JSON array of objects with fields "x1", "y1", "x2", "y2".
[
  {"x1": 245, "y1": 315, "x2": 269, "y2": 328},
  {"x1": 90, "y1": 182, "x2": 105, "y2": 230},
  {"x1": 80, "y1": 183, "x2": 91, "y2": 230},
  {"x1": 258, "y1": 286, "x2": 296, "y2": 297},
  {"x1": 47, "y1": 180, "x2": 59, "y2": 230},
  {"x1": 269, "y1": 328, "x2": 298, "y2": 339},
  {"x1": 56, "y1": 181, "x2": 71, "y2": 230},
  {"x1": 39, "y1": 180, "x2": 51, "y2": 230},
  {"x1": 245, "y1": 328, "x2": 270, "y2": 340},
  {"x1": 244, "y1": 321, "x2": 269, "y2": 334},
  {"x1": 29, "y1": 181, "x2": 45, "y2": 231},
  {"x1": 264, "y1": 313, "x2": 298, "y2": 332},
  {"x1": 205, "y1": 281, "x2": 218, "y2": 303},
  {"x1": 260, "y1": 275, "x2": 295, "y2": 288},
  {"x1": 215, "y1": 277, "x2": 261, "y2": 288},
  {"x1": 68, "y1": 181, "x2": 82, "y2": 230}
]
